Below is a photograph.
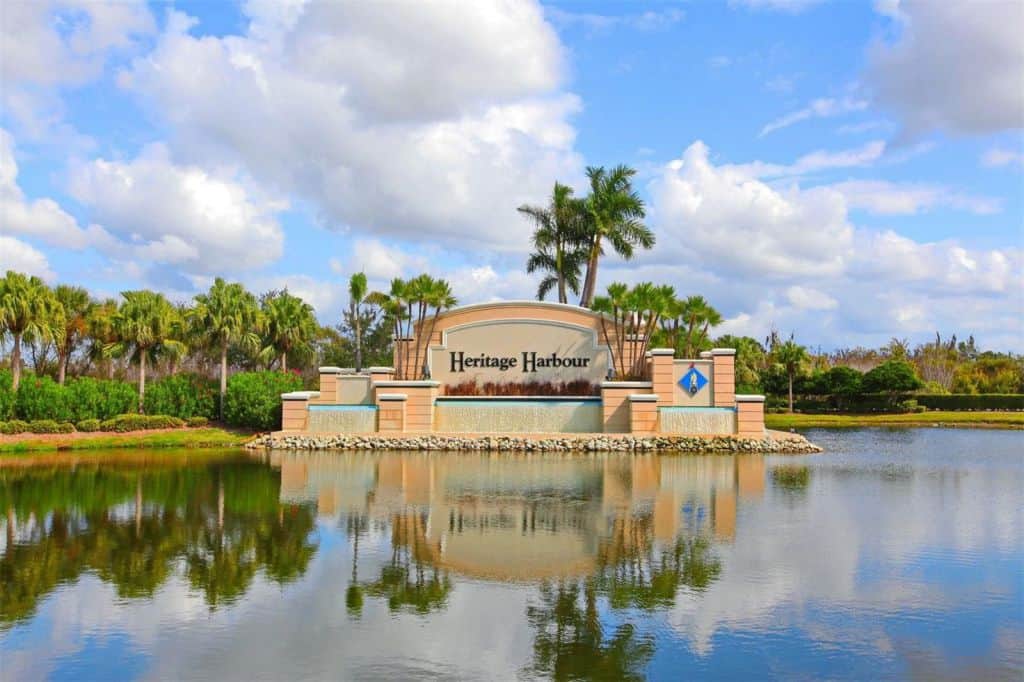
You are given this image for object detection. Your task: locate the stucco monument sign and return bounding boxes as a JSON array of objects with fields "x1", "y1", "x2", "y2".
[{"x1": 279, "y1": 301, "x2": 766, "y2": 437}]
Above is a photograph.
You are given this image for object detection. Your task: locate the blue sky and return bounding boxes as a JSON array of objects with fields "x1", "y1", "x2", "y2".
[{"x1": 1, "y1": 0, "x2": 1021, "y2": 350}]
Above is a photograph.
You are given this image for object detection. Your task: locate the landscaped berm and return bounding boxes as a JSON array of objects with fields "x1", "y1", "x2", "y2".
[{"x1": 250, "y1": 301, "x2": 819, "y2": 453}]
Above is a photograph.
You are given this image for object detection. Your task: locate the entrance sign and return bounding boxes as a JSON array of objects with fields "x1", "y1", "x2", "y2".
[{"x1": 429, "y1": 319, "x2": 610, "y2": 386}]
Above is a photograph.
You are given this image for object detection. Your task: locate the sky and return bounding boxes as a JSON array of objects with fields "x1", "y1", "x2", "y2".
[{"x1": 0, "y1": 0, "x2": 1021, "y2": 351}]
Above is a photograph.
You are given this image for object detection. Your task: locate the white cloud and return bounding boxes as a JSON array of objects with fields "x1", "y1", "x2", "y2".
[
  {"x1": 729, "y1": 0, "x2": 824, "y2": 12},
  {"x1": 0, "y1": 128, "x2": 111, "y2": 249},
  {"x1": 119, "y1": 2, "x2": 583, "y2": 253},
  {"x1": 344, "y1": 238, "x2": 432, "y2": 283},
  {"x1": 66, "y1": 144, "x2": 285, "y2": 274},
  {"x1": 760, "y1": 97, "x2": 868, "y2": 136},
  {"x1": 831, "y1": 180, "x2": 1001, "y2": 215},
  {"x1": 0, "y1": 235, "x2": 55, "y2": 280},
  {"x1": 981, "y1": 147, "x2": 1024, "y2": 168},
  {"x1": 731, "y1": 140, "x2": 887, "y2": 179},
  {"x1": 867, "y1": 0, "x2": 1024, "y2": 136},
  {"x1": 786, "y1": 285, "x2": 837, "y2": 310},
  {"x1": 546, "y1": 7, "x2": 685, "y2": 33}
]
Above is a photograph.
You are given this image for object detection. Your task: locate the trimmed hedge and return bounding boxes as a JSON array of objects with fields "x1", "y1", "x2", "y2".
[
  {"x1": 14, "y1": 375, "x2": 69, "y2": 421},
  {"x1": 915, "y1": 393, "x2": 1024, "y2": 411},
  {"x1": 144, "y1": 373, "x2": 218, "y2": 419},
  {"x1": 769, "y1": 392, "x2": 1024, "y2": 413},
  {"x1": 100, "y1": 414, "x2": 186, "y2": 432},
  {"x1": 28, "y1": 419, "x2": 75, "y2": 434},
  {"x1": 8, "y1": 374, "x2": 137, "y2": 422},
  {"x1": 76, "y1": 418, "x2": 101, "y2": 432},
  {"x1": 186, "y1": 416, "x2": 209, "y2": 428},
  {"x1": 0, "y1": 420, "x2": 29, "y2": 435},
  {"x1": 224, "y1": 371, "x2": 304, "y2": 431}
]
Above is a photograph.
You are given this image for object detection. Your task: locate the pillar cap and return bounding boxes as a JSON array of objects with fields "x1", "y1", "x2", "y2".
[
  {"x1": 368, "y1": 366, "x2": 395, "y2": 373},
  {"x1": 374, "y1": 380, "x2": 441, "y2": 388},
  {"x1": 601, "y1": 381, "x2": 653, "y2": 389},
  {"x1": 377, "y1": 393, "x2": 408, "y2": 401},
  {"x1": 710, "y1": 348, "x2": 737, "y2": 356},
  {"x1": 629, "y1": 394, "x2": 659, "y2": 402},
  {"x1": 318, "y1": 366, "x2": 343, "y2": 373},
  {"x1": 699, "y1": 351, "x2": 713, "y2": 358},
  {"x1": 648, "y1": 348, "x2": 675, "y2": 356},
  {"x1": 282, "y1": 390, "x2": 320, "y2": 400},
  {"x1": 735, "y1": 394, "x2": 766, "y2": 402}
]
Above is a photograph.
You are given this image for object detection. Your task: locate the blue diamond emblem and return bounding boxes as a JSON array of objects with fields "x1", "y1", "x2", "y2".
[{"x1": 679, "y1": 367, "x2": 708, "y2": 396}]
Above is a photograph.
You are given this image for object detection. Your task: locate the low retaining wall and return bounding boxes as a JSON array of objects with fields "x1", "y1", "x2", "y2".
[
  {"x1": 659, "y1": 407, "x2": 736, "y2": 435},
  {"x1": 247, "y1": 432, "x2": 822, "y2": 454},
  {"x1": 307, "y1": 405, "x2": 377, "y2": 433},
  {"x1": 434, "y1": 397, "x2": 603, "y2": 433}
]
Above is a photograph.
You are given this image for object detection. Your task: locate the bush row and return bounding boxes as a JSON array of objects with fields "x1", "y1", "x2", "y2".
[
  {"x1": 223, "y1": 371, "x2": 304, "y2": 430},
  {"x1": 0, "y1": 414, "x2": 211, "y2": 435},
  {"x1": 767, "y1": 392, "x2": 1024, "y2": 413}
]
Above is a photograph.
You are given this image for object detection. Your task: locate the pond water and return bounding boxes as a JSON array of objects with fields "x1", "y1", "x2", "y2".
[{"x1": 1, "y1": 429, "x2": 1021, "y2": 680}]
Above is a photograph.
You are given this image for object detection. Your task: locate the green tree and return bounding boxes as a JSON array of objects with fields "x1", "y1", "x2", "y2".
[
  {"x1": 86, "y1": 298, "x2": 120, "y2": 379},
  {"x1": 347, "y1": 273, "x2": 375, "y2": 371},
  {"x1": 592, "y1": 282, "x2": 674, "y2": 378},
  {"x1": 662, "y1": 295, "x2": 723, "y2": 358},
  {"x1": 108, "y1": 290, "x2": 185, "y2": 412},
  {"x1": 773, "y1": 339, "x2": 809, "y2": 413},
  {"x1": 191, "y1": 278, "x2": 261, "y2": 417},
  {"x1": 862, "y1": 359, "x2": 923, "y2": 393},
  {"x1": 53, "y1": 285, "x2": 94, "y2": 385},
  {"x1": 261, "y1": 290, "x2": 318, "y2": 372},
  {"x1": 578, "y1": 165, "x2": 654, "y2": 307},
  {"x1": 0, "y1": 271, "x2": 63, "y2": 390},
  {"x1": 519, "y1": 182, "x2": 589, "y2": 304},
  {"x1": 714, "y1": 335, "x2": 767, "y2": 392}
]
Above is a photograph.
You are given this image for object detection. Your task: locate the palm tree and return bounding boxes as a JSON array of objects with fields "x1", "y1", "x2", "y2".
[
  {"x1": 0, "y1": 271, "x2": 63, "y2": 390},
  {"x1": 54, "y1": 285, "x2": 94, "y2": 384},
  {"x1": 190, "y1": 278, "x2": 261, "y2": 417},
  {"x1": 86, "y1": 298, "x2": 120, "y2": 379},
  {"x1": 108, "y1": 290, "x2": 185, "y2": 412},
  {"x1": 261, "y1": 290, "x2": 317, "y2": 372},
  {"x1": 369, "y1": 278, "x2": 410, "y2": 379},
  {"x1": 774, "y1": 339, "x2": 809, "y2": 413},
  {"x1": 418, "y1": 278, "x2": 456, "y2": 379},
  {"x1": 678, "y1": 296, "x2": 722, "y2": 357},
  {"x1": 578, "y1": 166, "x2": 654, "y2": 307},
  {"x1": 165, "y1": 302, "x2": 195, "y2": 375},
  {"x1": 519, "y1": 182, "x2": 588, "y2": 304},
  {"x1": 347, "y1": 273, "x2": 372, "y2": 371}
]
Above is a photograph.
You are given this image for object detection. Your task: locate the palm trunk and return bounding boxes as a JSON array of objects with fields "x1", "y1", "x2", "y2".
[
  {"x1": 219, "y1": 344, "x2": 228, "y2": 419},
  {"x1": 138, "y1": 351, "x2": 147, "y2": 413},
  {"x1": 10, "y1": 333, "x2": 22, "y2": 391},
  {"x1": 280, "y1": 352, "x2": 287, "y2": 372},
  {"x1": 788, "y1": 372, "x2": 794, "y2": 413},
  {"x1": 354, "y1": 303, "x2": 363, "y2": 372},
  {"x1": 58, "y1": 351, "x2": 68, "y2": 384},
  {"x1": 580, "y1": 241, "x2": 601, "y2": 307},
  {"x1": 556, "y1": 246, "x2": 567, "y2": 304}
]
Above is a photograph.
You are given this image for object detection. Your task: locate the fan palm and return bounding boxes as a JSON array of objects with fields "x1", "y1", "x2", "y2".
[
  {"x1": 578, "y1": 166, "x2": 654, "y2": 307},
  {"x1": 108, "y1": 290, "x2": 186, "y2": 412},
  {"x1": 348, "y1": 272, "x2": 371, "y2": 371},
  {"x1": 86, "y1": 298, "x2": 120, "y2": 379},
  {"x1": 0, "y1": 271, "x2": 63, "y2": 390},
  {"x1": 677, "y1": 296, "x2": 723, "y2": 357},
  {"x1": 261, "y1": 290, "x2": 318, "y2": 372},
  {"x1": 54, "y1": 285, "x2": 94, "y2": 384},
  {"x1": 190, "y1": 278, "x2": 261, "y2": 417},
  {"x1": 773, "y1": 339, "x2": 809, "y2": 413},
  {"x1": 519, "y1": 182, "x2": 589, "y2": 303}
]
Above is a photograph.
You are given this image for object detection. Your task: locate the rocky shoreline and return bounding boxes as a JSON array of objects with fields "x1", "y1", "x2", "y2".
[{"x1": 245, "y1": 432, "x2": 822, "y2": 454}]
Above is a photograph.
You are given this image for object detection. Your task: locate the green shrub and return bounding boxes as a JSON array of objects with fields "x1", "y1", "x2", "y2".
[
  {"x1": 144, "y1": 373, "x2": 218, "y2": 419},
  {"x1": 0, "y1": 369, "x2": 13, "y2": 420},
  {"x1": 28, "y1": 419, "x2": 75, "y2": 434},
  {"x1": 186, "y1": 416, "x2": 209, "y2": 427},
  {"x1": 223, "y1": 371, "x2": 304, "y2": 430},
  {"x1": 100, "y1": 414, "x2": 186, "y2": 432},
  {"x1": 64, "y1": 377, "x2": 137, "y2": 421},
  {"x1": 76, "y1": 418, "x2": 102, "y2": 432},
  {"x1": 862, "y1": 360, "x2": 923, "y2": 393},
  {"x1": 14, "y1": 375, "x2": 71, "y2": 422},
  {"x1": 915, "y1": 393, "x2": 1024, "y2": 411},
  {"x1": 0, "y1": 419, "x2": 29, "y2": 434},
  {"x1": 896, "y1": 399, "x2": 926, "y2": 414}
]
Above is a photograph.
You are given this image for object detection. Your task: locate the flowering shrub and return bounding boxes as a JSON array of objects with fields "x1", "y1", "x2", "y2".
[{"x1": 445, "y1": 379, "x2": 600, "y2": 397}]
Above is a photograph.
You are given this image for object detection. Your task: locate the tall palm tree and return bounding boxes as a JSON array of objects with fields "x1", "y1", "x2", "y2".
[
  {"x1": 368, "y1": 279, "x2": 409, "y2": 378},
  {"x1": 347, "y1": 272, "x2": 371, "y2": 371},
  {"x1": 165, "y1": 302, "x2": 195, "y2": 375},
  {"x1": 190, "y1": 278, "x2": 261, "y2": 417},
  {"x1": 774, "y1": 339, "x2": 809, "y2": 414},
  {"x1": 519, "y1": 182, "x2": 588, "y2": 304},
  {"x1": 677, "y1": 296, "x2": 722, "y2": 358},
  {"x1": 0, "y1": 271, "x2": 63, "y2": 390},
  {"x1": 578, "y1": 166, "x2": 654, "y2": 308},
  {"x1": 418, "y1": 278, "x2": 456, "y2": 379},
  {"x1": 261, "y1": 290, "x2": 317, "y2": 372},
  {"x1": 86, "y1": 298, "x2": 120, "y2": 379},
  {"x1": 54, "y1": 285, "x2": 94, "y2": 384},
  {"x1": 108, "y1": 290, "x2": 185, "y2": 412}
]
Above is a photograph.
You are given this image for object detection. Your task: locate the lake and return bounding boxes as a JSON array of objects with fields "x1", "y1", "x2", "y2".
[{"x1": 1, "y1": 428, "x2": 1021, "y2": 680}]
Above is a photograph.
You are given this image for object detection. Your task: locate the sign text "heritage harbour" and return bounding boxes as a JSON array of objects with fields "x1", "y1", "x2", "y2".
[{"x1": 449, "y1": 351, "x2": 592, "y2": 373}]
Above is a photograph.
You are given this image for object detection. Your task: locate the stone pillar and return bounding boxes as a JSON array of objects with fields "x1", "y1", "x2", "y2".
[
  {"x1": 315, "y1": 367, "x2": 342, "y2": 403},
  {"x1": 376, "y1": 393, "x2": 407, "y2": 433},
  {"x1": 629, "y1": 394, "x2": 659, "y2": 434},
  {"x1": 648, "y1": 349, "x2": 675, "y2": 408},
  {"x1": 369, "y1": 366, "x2": 395, "y2": 386},
  {"x1": 711, "y1": 348, "x2": 736, "y2": 408},
  {"x1": 374, "y1": 381, "x2": 440, "y2": 432},
  {"x1": 281, "y1": 391, "x2": 318, "y2": 431},
  {"x1": 601, "y1": 381, "x2": 652, "y2": 433},
  {"x1": 736, "y1": 394, "x2": 766, "y2": 437}
]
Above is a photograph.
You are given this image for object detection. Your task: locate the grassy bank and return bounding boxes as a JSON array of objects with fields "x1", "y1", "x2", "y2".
[
  {"x1": 766, "y1": 411, "x2": 1024, "y2": 430},
  {"x1": 0, "y1": 427, "x2": 254, "y2": 454}
]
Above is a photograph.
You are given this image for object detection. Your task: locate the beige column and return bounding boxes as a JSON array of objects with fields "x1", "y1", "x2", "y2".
[
  {"x1": 628, "y1": 394, "x2": 659, "y2": 434},
  {"x1": 736, "y1": 394, "x2": 766, "y2": 437},
  {"x1": 314, "y1": 367, "x2": 342, "y2": 403},
  {"x1": 711, "y1": 348, "x2": 736, "y2": 408},
  {"x1": 601, "y1": 381, "x2": 652, "y2": 432},
  {"x1": 374, "y1": 381, "x2": 440, "y2": 432},
  {"x1": 648, "y1": 349, "x2": 675, "y2": 407},
  {"x1": 281, "y1": 391, "x2": 318, "y2": 431},
  {"x1": 376, "y1": 393, "x2": 407, "y2": 433}
]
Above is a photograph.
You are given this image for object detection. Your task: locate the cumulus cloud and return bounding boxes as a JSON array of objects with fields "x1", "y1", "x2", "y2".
[
  {"x1": 119, "y1": 1, "x2": 583, "y2": 252},
  {"x1": 981, "y1": 147, "x2": 1024, "y2": 168},
  {"x1": 867, "y1": 0, "x2": 1024, "y2": 137},
  {"x1": 831, "y1": 180, "x2": 1001, "y2": 215},
  {"x1": 66, "y1": 143, "x2": 285, "y2": 274},
  {"x1": 0, "y1": 129, "x2": 111, "y2": 249},
  {"x1": 545, "y1": 6, "x2": 686, "y2": 33},
  {"x1": 0, "y1": 235, "x2": 55, "y2": 280}
]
